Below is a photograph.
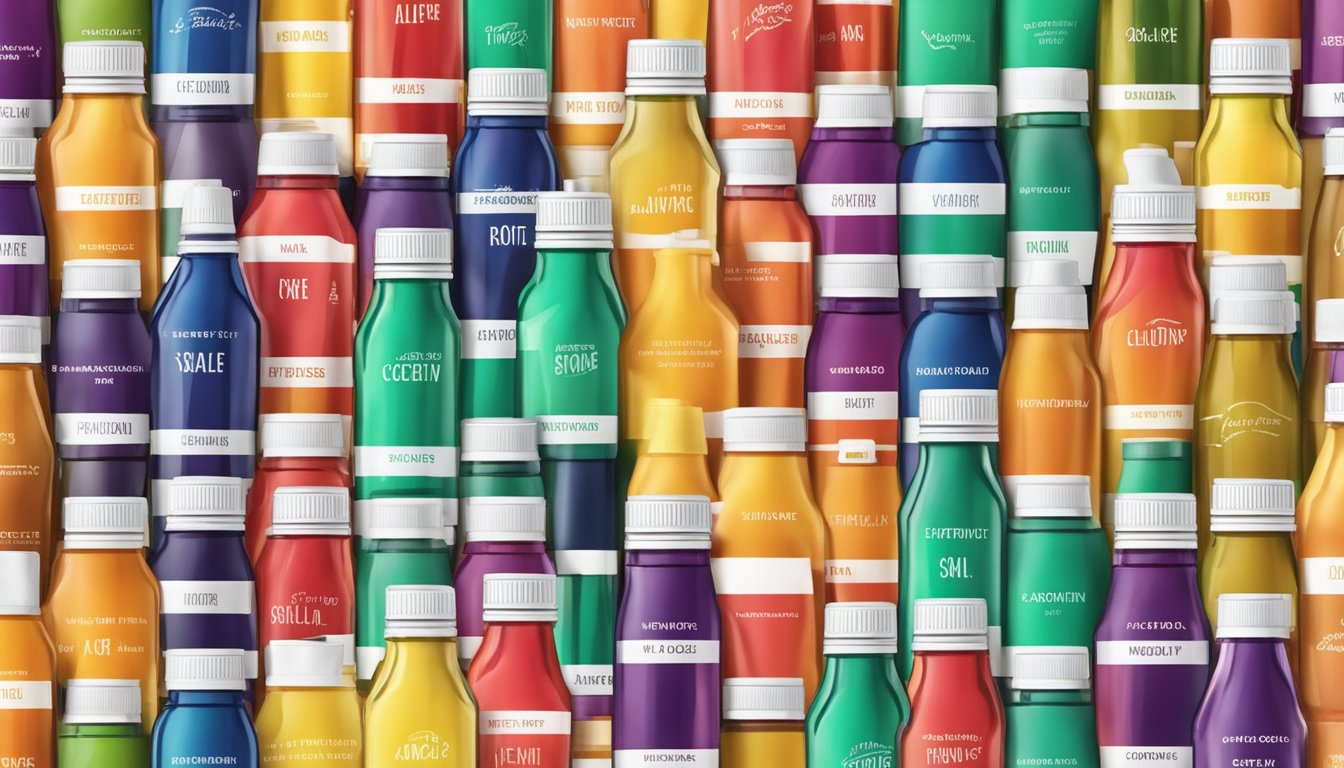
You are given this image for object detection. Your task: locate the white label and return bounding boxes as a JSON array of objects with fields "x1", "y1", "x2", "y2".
[
  {"x1": 1103, "y1": 405, "x2": 1194, "y2": 430},
  {"x1": 160, "y1": 580, "x2": 255, "y2": 615},
  {"x1": 356, "y1": 645, "x2": 386, "y2": 681},
  {"x1": 900, "y1": 252, "x2": 1005, "y2": 289},
  {"x1": 461, "y1": 320, "x2": 518, "y2": 360},
  {"x1": 55, "y1": 413, "x2": 149, "y2": 446},
  {"x1": 457, "y1": 191, "x2": 539, "y2": 215},
  {"x1": 739, "y1": 325, "x2": 812, "y2": 359},
  {"x1": 556, "y1": 550, "x2": 619, "y2": 576},
  {"x1": 710, "y1": 557, "x2": 814, "y2": 595},
  {"x1": 261, "y1": 356, "x2": 354, "y2": 388},
  {"x1": 56, "y1": 186, "x2": 157, "y2": 212},
  {"x1": 0, "y1": 99, "x2": 53, "y2": 129},
  {"x1": 563, "y1": 664, "x2": 614, "y2": 696},
  {"x1": 152, "y1": 73, "x2": 256, "y2": 106},
  {"x1": 799, "y1": 183, "x2": 899, "y2": 217},
  {"x1": 1096, "y1": 84, "x2": 1201, "y2": 111},
  {"x1": 708, "y1": 91, "x2": 812, "y2": 119},
  {"x1": 260, "y1": 20, "x2": 351, "y2": 53},
  {"x1": 744, "y1": 241, "x2": 811, "y2": 263},
  {"x1": 1099, "y1": 746, "x2": 1193, "y2": 768},
  {"x1": 616, "y1": 751, "x2": 719, "y2": 768},
  {"x1": 536, "y1": 415, "x2": 618, "y2": 445},
  {"x1": 824, "y1": 558, "x2": 899, "y2": 584},
  {"x1": 1196, "y1": 184, "x2": 1301, "y2": 211},
  {"x1": 1305, "y1": 83, "x2": 1344, "y2": 118},
  {"x1": 1007, "y1": 231, "x2": 1099, "y2": 286},
  {"x1": 616, "y1": 639, "x2": 720, "y2": 664},
  {"x1": 479, "y1": 710, "x2": 572, "y2": 735},
  {"x1": 0, "y1": 681, "x2": 52, "y2": 710},
  {"x1": 0, "y1": 235, "x2": 45, "y2": 266},
  {"x1": 900, "y1": 183, "x2": 1007, "y2": 216},
  {"x1": 550, "y1": 91, "x2": 627, "y2": 125},
  {"x1": 151, "y1": 429, "x2": 256, "y2": 456},
  {"x1": 1095, "y1": 640, "x2": 1209, "y2": 666},
  {"x1": 238, "y1": 236, "x2": 355, "y2": 264},
  {"x1": 356, "y1": 77, "x2": 462, "y2": 105},
  {"x1": 1301, "y1": 558, "x2": 1344, "y2": 595},
  {"x1": 807, "y1": 391, "x2": 899, "y2": 420},
  {"x1": 355, "y1": 446, "x2": 458, "y2": 478}
]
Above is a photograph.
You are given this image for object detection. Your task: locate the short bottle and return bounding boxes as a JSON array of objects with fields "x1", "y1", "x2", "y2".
[
  {"x1": 58, "y1": 679, "x2": 148, "y2": 768},
  {"x1": 245, "y1": 413, "x2": 350, "y2": 563},
  {"x1": 1005, "y1": 648, "x2": 1098, "y2": 768},
  {"x1": 150, "y1": 649, "x2": 258, "y2": 768},
  {"x1": 0, "y1": 315, "x2": 54, "y2": 581},
  {"x1": 0, "y1": 551, "x2": 57, "y2": 768},
  {"x1": 721, "y1": 678, "x2": 806, "y2": 768},
  {"x1": 255, "y1": 640, "x2": 362, "y2": 767}
]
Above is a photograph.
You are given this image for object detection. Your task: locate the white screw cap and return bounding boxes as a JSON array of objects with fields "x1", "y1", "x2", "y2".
[
  {"x1": 179, "y1": 184, "x2": 237, "y2": 237},
  {"x1": 818, "y1": 255, "x2": 899, "y2": 299},
  {"x1": 482, "y1": 573, "x2": 558, "y2": 623},
  {"x1": 625, "y1": 495, "x2": 713, "y2": 550},
  {"x1": 356, "y1": 498, "x2": 446, "y2": 540},
  {"x1": 824, "y1": 601, "x2": 898, "y2": 655},
  {"x1": 461, "y1": 418, "x2": 540, "y2": 462},
  {"x1": 169, "y1": 476, "x2": 245, "y2": 516},
  {"x1": 1009, "y1": 475, "x2": 1092, "y2": 519},
  {"x1": 62, "y1": 41, "x2": 144, "y2": 81},
  {"x1": 722, "y1": 408, "x2": 807, "y2": 453},
  {"x1": 1211, "y1": 291, "x2": 1291, "y2": 335},
  {"x1": 625, "y1": 39, "x2": 706, "y2": 95},
  {"x1": 257, "y1": 132, "x2": 340, "y2": 177},
  {"x1": 1216, "y1": 593, "x2": 1293, "y2": 639},
  {"x1": 1010, "y1": 647, "x2": 1091, "y2": 690},
  {"x1": 1325, "y1": 128, "x2": 1344, "y2": 176},
  {"x1": 1328, "y1": 383, "x2": 1344, "y2": 423},
  {"x1": 923, "y1": 85, "x2": 998, "y2": 128},
  {"x1": 722, "y1": 678, "x2": 806, "y2": 721},
  {"x1": 61, "y1": 259, "x2": 141, "y2": 300},
  {"x1": 535, "y1": 188, "x2": 614, "y2": 251},
  {"x1": 374, "y1": 228, "x2": 453, "y2": 278},
  {"x1": 815, "y1": 84, "x2": 893, "y2": 128},
  {"x1": 0, "y1": 552, "x2": 40, "y2": 615},
  {"x1": 260, "y1": 413, "x2": 346, "y2": 458},
  {"x1": 912, "y1": 598, "x2": 989, "y2": 651},
  {"x1": 918, "y1": 390, "x2": 999, "y2": 442},
  {"x1": 366, "y1": 134, "x2": 450, "y2": 178},
  {"x1": 917, "y1": 257, "x2": 997, "y2": 299},
  {"x1": 715, "y1": 139, "x2": 796, "y2": 186},
  {"x1": 1001, "y1": 67, "x2": 1089, "y2": 116},
  {"x1": 462, "y1": 496, "x2": 547, "y2": 542},
  {"x1": 1317, "y1": 299, "x2": 1344, "y2": 343},
  {"x1": 1113, "y1": 493, "x2": 1198, "y2": 550},
  {"x1": 63, "y1": 679, "x2": 142, "y2": 724},
  {"x1": 385, "y1": 584, "x2": 458, "y2": 638},
  {"x1": 63, "y1": 497, "x2": 149, "y2": 546},
  {"x1": 271, "y1": 487, "x2": 351, "y2": 534},
  {"x1": 1111, "y1": 148, "x2": 1196, "y2": 243},
  {"x1": 1210, "y1": 478, "x2": 1295, "y2": 533},
  {"x1": 1012, "y1": 259, "x2": 1088, "y2": 330},
  {"x1": 0, "y1": 137, "x2": 36, "y2": 176},
  {"x1": 0, "y1": 316, "x2": 43, "y2": 364},
  {"x1": 164, "y1": 649, "x2": 246, "y2": 692},
  {"x1": 1208, "y1": 38, "x2": 1293, "y2": 95},
  {"x1": 467, "y1": 68, "x2": 549, "y2": 115}
]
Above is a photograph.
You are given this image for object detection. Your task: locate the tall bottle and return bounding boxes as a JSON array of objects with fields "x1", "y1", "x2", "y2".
[
  {"x1": 609, "y1": 39, "x2": 721, "y2": 314},
  {"x1": 626, "y1": 399, "x2": 721, "y2": 504},
  {"x1": 1300, "y1": 2, "x2": 1344, "y2": 252},
  {"x1": 1308, "y1": 131, "x2": 1344, "y2": 379},
  {"x1": 464, "y1": 0, "x2": 552, "y2": 72},
  {"x1": 721, "y1": 678, "x2": 806, "y2": 768},
  {"x1": 0, "y1": 0, "x2": 56, "y2": 136},
  {"x1": 150, "y1": 649, "x2": 258, "y2": 768},
  {"x1": 0, "y1": 551, "x2": 56, "y2": 768},
  {"x1": 1000, "y1": 0, "x2": 1097, "y2": 106},
  {"x1": 0, "y1": 137, "x2": 50, "y2": 344},
  {"x1": 813, "y1": 0, "x2": 896, "y2": 92},
  {"x1": 1005, "y1": 648, "x2": 1099, "y2": 768},
  {"x1": 895, "y1": 0, "x2": 998, "y2": 146},
  {"x1": 0, "y1": 316, "x2": 55, "y2": 579},
  {"x1": 255, "y1": 640, "x2": 362, "y2": 767},
  {"x1": 56, "y1": 0, "x2": 150, "y2": 51},
  {"x1": 58, "y1": 679, "x2": 148, "y2": 768},
  {"x1": 39, "y1": 41, "x2": 160, "y2": 311},
  {"x1": 1306, "y1": 299, "x2": 1344, "y2": 473},
  {"x1": 245, "y1": 412, "x2": 349, "y2": 562}
]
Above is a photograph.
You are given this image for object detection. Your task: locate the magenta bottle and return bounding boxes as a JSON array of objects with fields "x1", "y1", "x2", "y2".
[{"x1": 0, "y1": 138, "x2": 49, "y2": 348}]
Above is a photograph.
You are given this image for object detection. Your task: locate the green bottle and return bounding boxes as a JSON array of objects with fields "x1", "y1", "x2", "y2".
[
  {"x1": 459, "y1": 418, "x2": 546, "y2": 500},
  {"x1": 896, "y1": 0, "x2": 999, "y2": 145},
  {"x1": 898, "y1": 389, "x2": 1007, "y2": 680},
  {"x1": 465, "y1": 0, "x2": 553, "y2": 75},
  {"x1": 1000, "y1": 0, "x2": 1098, "y2": 100},
  {"x1": 56, "y1": 0, "x2": 151, "y2": 49},
  {"x1": 1115, "y1": 439, "x2": 1193, "y2": 494},
  {"x1": 805, "y1": 602, "x2": 911, "y2": 768},
  {"x1": 57, "y1": 680, "x2": 149, "y2": 768},
  {"x1": 1005, "y1": 648, "x2": 1099, "y2": 768}
]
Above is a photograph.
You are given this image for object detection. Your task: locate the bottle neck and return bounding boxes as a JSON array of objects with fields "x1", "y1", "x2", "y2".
[
  {"x1": 917, "y1": 440, "x2": 997, "y2": 470},
  {"x1": 911, "y1": 650, "x2": 995, "y2": 694},
  {"x1": 1113, "y1": 548, "x2": 1198, "y2": 567},
  {"x1": 57, "y1": 297, "x2": 140, "y2": 313},
  {"x1": 536, "y1": 249, "x2": 610, "y2": 278},
  {"x1": 1005, "y1": 112, "x2": 1089, "y2": 129},
  {"x1": 362, "y1": 175, "x2": 450, "y2": 192},
  {"x1": 386, "y1": 636, "x2": 462, "y2": 673},
  {"x1": 1211, "y1": 637, "x2": 1292, "y2": 685},
  {"x1": 818, "y1": 296, "x2": 901, "y2": 314},
  {"x1": 62, "y1": 92, "x2": 147, "y2": 126},
  {"x1": 1008, "y1": 688, "x2": 1091, "y2": 705},
  {"x1": 466, "y1": 113, "x2": 549, "y2": 130},
  {"x1": 483, "y1": 621, "x2": 560, "y2": 660},
  {"x1": 625, "y1": 548, "x2": 712, "y2": 567},
  {"x1": 923, "y1": 296, "x2": 1000, "y2": 314},
  {"x1": 257, "y1": 175, "x2": 340, "y2": 191},
  {"x1": 724, "y1": 185, "x2": 798, "y2": 202},
  {"x1": 648, "y1": 250, "x2": 714, "y2": 297},
  {"x1": 627, "y1": 95, "x2": 703, "y2": 131},
  {"x1": 1207, "y1": 93, "x2": 1292, "y2": 129},
  {"x1": 809, "y1": 125, "x2": 896, "y2": 142},
  {"x1": 166, "y1": 690, "x2": 247, "y2": 707},
  {"x1": 922, "y1": 126, "x2": 998, "y2": 142}
]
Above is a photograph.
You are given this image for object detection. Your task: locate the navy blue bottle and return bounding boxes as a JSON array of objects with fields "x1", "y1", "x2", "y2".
[
  {"x1": 451, "y1": 67, "x2": 562, "y2": 418},
  {"x1": 899, "y1": 257, "x2": 1006, "y2": 490},
  {"x1": 148, "y1": 184, "x2": 259, "y2": 549},
  {"x1": 151, "y1": 648, "x2": 258, "y2": 768}
]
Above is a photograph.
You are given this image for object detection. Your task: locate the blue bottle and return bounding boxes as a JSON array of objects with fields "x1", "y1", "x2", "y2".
[
  {"x1": 148, "y1": 184, "x2": 259, "y2": 549},
  {"x1": 151, "y1": 649, "x2": 258, "y2": 768},
  {"x1": 897, "y1": 85, "x2": 1007, "y2": 324},
  {"x1": 451, "y1": 67, "x2": 562, "y2": 418},
  {"x1": 898, "y1": 257, "x2": 1006, "y2": 489}
]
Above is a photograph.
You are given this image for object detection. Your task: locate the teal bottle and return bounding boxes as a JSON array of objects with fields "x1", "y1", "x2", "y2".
[
  {"x1": 897, "y1": 0, "x2": 999, "y2": 146},
  {"x1": 805, "y1": 602, "x2": 911, "y2": 768},
  {"x1": 465, "y1": 0, "x2": 552, "y2": 75},
  {"x1": 1116, "y1": 439, "x2": 1193, "y2": 494},
  {"x1": 58, "y1": 679, "x2": 148, "y2": 768},
  {"x1": 898, "y1": 389, "x2": 1007, "y2": 680},
  {"x1": 1005, "y1": 648, "x2": 1099, "y2": 768},
  {"x1": 459, "y1": 418, "x2": 546, "y2": 500}
]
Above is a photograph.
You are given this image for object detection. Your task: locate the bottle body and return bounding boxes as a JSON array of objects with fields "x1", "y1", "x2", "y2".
[
  {"x1": 805, "y1": 654, "x2": 910, "y2": 768},
  {"x1": 902, "y1": 651, "x2": 1004, "y2": 768},
  {"x1": 464, "y1": 0, "x2": 553, "y2": 72},
  {"x1": 1000, "y1": 0, "x2": 1098, "y2": 84},
  {"x1": 0, "y1": 2, "x2": 55, "y2": 135},
  {"x1": 0, "y1": 617, "x2": 57, "y2": 768},
  {"x1": 798, "y1": 126, "x2": 901, "y2": 276},
  {"x1": 1300, "y1": 1, "x2": 1344, "y2": 251},
  {"x1": 1302, "y1": 340, "x2": 1344, "y2": 471},
  {"x1": 58, "y1": 723, "x2": 149, "y2": 768},
  {"x1": 0, "y1": 365, "x2": 56, "y2": 581},
  {"x1": 352, "y1": 175, "x2": 454, "y2": 318},
  {"x1": 1192, "y1": 640, "x2": 1305, "y2": 768},
  {"x1": 0, "y1": 180, "x2": 51, "y2": 344},
  {"x1": 468, "y1": 623, "x2": 573, "y2": 768},
  {"x1": 55, "y1": 0, "x2": 150, "y2": 57},
  {"x1": 255, "y1": 687, "x2": 362, "y2": 766},
  {"x1": 894, "y1": 0, "x2": 998, "y2": 146},
  {"x1": 723, "y1": 722, "x2": 804, "y2": 768},
  {"x1": 1006, "y1": 691, "x2": 1099, "y2": 768},
  {"x1": 1004, "y1": 519, "x2": 1111, "y2": 660},
  {"x1": 364, "y1": 637, "x2": 477, "y2": 768},
  {"x1": 255, "y1": 536, "x2": 356, "y2": 680},
  {"x1": 813, "y1": 0, "x2": 897, "y2": 90},
  {"x1": 150, "y1": 691, "x2": 259, "y2": 768}
]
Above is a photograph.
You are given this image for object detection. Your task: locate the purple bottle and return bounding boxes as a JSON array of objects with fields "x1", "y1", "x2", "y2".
[
  {"x1": 1193, "y1": 594, "x2": 1304, "y2": 768},
  {"x1": 1095, "y1": 493, "x2": 1211, "y2": 768},
  {"x1": 1301, "y1": 0, "x2": 1344, "y2": 137},
  {"x1": 0, "y1": 0, "x2": 56, "y2": 135},
  {"x1": 51, "y1": 259, "x2": 151, "y2": 497},
  {"x1": 614, "y1": 496, "x2": 721, "y2": 767},
  {"x1": 351, "y1": 133, "x2": 454, "y2": 319},
  {"x1": 452, "y1": 495, "x2": 555, "y2": 666},
  {"x1": 0, "y1": 138, "x2": 49, "y2": 345}
]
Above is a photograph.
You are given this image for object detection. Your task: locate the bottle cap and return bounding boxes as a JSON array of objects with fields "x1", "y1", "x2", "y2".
[
  {"x1": 0, "y1": 552, "x2": 40, "y2": 615},
  {"x1": 1326, "y1": 128, "x2": 1344, "y2": 176},
  {"x1": 918, "y1": 390, "x2": 998, "y2": 443},
  {"x1": 265, "y1": 640, "x2": 348, "y2": 687},
  {"x1": 260, "y1": 413, "x2": 346, "y2": 458},
  {"x1": 164, "y1": 649, "x2": 246, "y2": 692},
  {"x1": 462, "y1": 496, "x2": 547, "y2": 542},
  {"x1": 63, "y1": 680, "x2": 141, "y2": 724},
  {"x1": 60, "y1": 259, "x2": 141, "y2": 300},
  {"x1": 1113, "y1": 493, "x2": 1198, "y2": 550},
  {"x1": 166, "y1": 476, "x2": 245, "y2": 532},
  {"x1": 385, "y1": 584, "x2": 457, "y2": 638},
  {"x1": 1211, "y1": 291, "x2": 1291, "y2": 335},
  {"x1": 1217, "y1": 593, "x2": 1293, "y2": 639},
  {"x1": 1011, "y1": 260, "x2": 1088, "y2": 330},
  {"x1": 911, "y1": 598, "x2": 989, "y2": 652},
  {"x1": 643, "y1": 399, "x2": 708, "y2": 453},
  {"x1": 1111, "y1": 149, "x2": 1196, "y2": 243},
  {"x1": 482, "y1": 573, "x2": 558, "y2": 623},
  {"x1": 374, "y1": 228, "x2": 454, "y2": 279},
  {"x1": 257, "y1": 132, "x2": 340, "y2": 177},
  {"x1": 461, "y1": 418, "x2": 540, "y2": 462},
  {"x1": 365, "y1": 134, "x2": 450, "y2": 178},
  {"x1": 62, "y1": 41, "x2": 145, "y2": 93},
  {"x1": 467, "y1": 68, "x2": 549, "y2": 116},
  {"x1": 817, "y1": 254, "x2": 900, "y2": 298},
  {"x1": 1009, "y1": 475, "x2": 1092, "y2": 519},
  {"x1": 1208, "y1": 256, "x2": 1288, "y2": 295},
  {"x1": 1320, "y1": 299, "x2": 1344, "y2": 343},
  {"x1": 0, "y1": 137, "x2": 37, "y2": 179},
  {"x1": 922, "y1": 85, "x2": 998, "y2": 128},
  {"x1": 1000, "y1": 67, "x2": 1089, "y2": 116},
  {"x1": 916, "y1": 257, "x2": 997, "y2": 299},
  {"x1": 722, "y1": 407, "x2": 806, "y2": 453},
  {"x1": 715, "y1": 139, "x2": 796, "y2": 186},
  {"x1": 0, "y1": 316, "x2": 43, "y2": 365},
  {"x1": 1010, "y1": 647, "x2": 1091, "y2": 691},
  {"x1": 626, "y1": 39, "x2": 706, "y2": 96},
  {"x1": 1328, "y1": 383, "x2": 1344, "y2": 423},
  {"x1": 814, "y1": 84, "x2": 893, "y2": 128},
  {"x1": 271, "y1": 487, "x2": 351, "y2": 535},
  {"x1": 1210, "y1": 478, "x2": 1295, "y2": 533},
  {"x1": 63, "y1": 497, "x2": 149, "y2": 548},
  {"x1": 179, "y1": 184, "x2": 238, "y2": 238},
  {"x1": 1208, "y1": 38, "x2": 1293, "y2": 95},
  {"x1": 356, "y1": 498, "x2": 446, "y2": 540},
  {"x1": 624, "y1": 495, "x2": 713, "y2": 550},
  {"x1": 823, "y1": 601, "x2": 899, "y2": 655},
  {"x1": 535, "y1": 186, "x2": 614, "y2": 251},
  {"x1": 722, "y1": 678, "x2": 806, "y2": 721}
]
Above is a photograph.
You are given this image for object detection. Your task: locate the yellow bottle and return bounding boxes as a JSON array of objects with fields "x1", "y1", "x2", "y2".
[
  {"x1": 721, "y1": 678, "x2": 806, "y2": 768},
  {"x1": 364, "y1": 585, "x2": 476, "y2": 768},
  {"x1": 609, "y1": 39, "x2": 721, "y2": 314},
  {"x1": 257, "y1": 640, "x2": 362, "y2": 767},
  {"x1": 1304, "y1": 299, "x2": 1344, "y2": 469},
  {"x1": 0, "y1": 552, "x2": 57, "y2": 768},
  {"x1": 0, "y1": 317, "x2": 54, "y2": 593},
  {"x1": 627, "y1": 399, "x2": 720, "y2": 506},
  {"x1": 651, "y1": 0, "x2": 707, "y2": 44}
]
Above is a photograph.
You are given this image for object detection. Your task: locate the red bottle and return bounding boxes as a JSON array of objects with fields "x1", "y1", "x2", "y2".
[
  {"x1": 245, "y1": 413, "x2": 351, "y2": 563},
  {"x1": 468, "y1": 573, "x2": 572, "y2": 768},
  {"x1": 902, "y1": 598, "x2": 1004, "y2": 768}
]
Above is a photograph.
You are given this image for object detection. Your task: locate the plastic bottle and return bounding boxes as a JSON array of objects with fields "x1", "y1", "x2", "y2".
[
  {"x1": 898, "y1": 258, "x2": 1006, "y2": 490},
  {"x1": 245, "y1": 413, "x2": 349, "y2": 563},
  {"x1": 58, "y1": 679, "x2": 148, "y2": 768},
  {"x1": 0, "y1": 316, "x2": 55, "y2": 579},
  {"x1": 1300, "y1": 3, "x2": 1344, "y2": 252},
  {"x1": 1005, "y1": 648, "x2": 1098, "y2": 768},
  {"x1": 1304, "y1": 299, "x2": 1344, "y2": 467},
  {"x1": 56, "y1": 0, "x2": 151, "y2": 52},
  {"x1": 609, "y1": 39, "x2": 721, "y2": 314},
  {"x1": 363, "y1": 585, "x2": 477, "y2": 768},
  {"x1": 468, "y1": 573, "x2": 573, "y2": 768},
  {"x1": 613, "y1": 495, "x2": 720, "y2": 768},
  {"x1": 626, "y1": 400, "x2": 721, "y2": 508},
  {"x1": 804, "y1": 602, "x2": 909, "y2": 768},
  {"x1": 150, "y1": 649, "x2": 258, "y2": 768},
  {"x1": 651, "y1": 1, "x2": 706, "y2": 44},
  {"x1": 39, "y1": 41, "x2": 160, "y2": 311},
  {"x1": 464, "y1": 0, "x2": 552, "y2": 72},
  {"x1": 1308, "y1": 130, "x2": 1344, "y2": 354},
  {"x1": 895, "y1": 0, "x2": 998, "y2": 146},
  {"x1": 255, "y1": 640, "x2": 362, "y2": 766},
  {"x1": 44, "y1": 497, "x2": 159, "y2": 731},
  {"x1": 50, "y1": 260, "x2": 150, "y2": 497},
  {"x1": 898, "y1": 390, "x2": 1007, "y2": 679},
  {"x1": 721, "y1": 678, "x2": 805, "y2": 768},
  {"x1": 0, "y1": 551, "x2": 57, "y2": 768},
  {"x1": 1000, "y1": 0, "x2": 1097, "y2": 108},
  {"x1": 813, "y1": 0, "x2": 896, "y2": 92},
  {"x1": 0, "y1": 0, "x2": 57, "y2": 136},
  {"x1": 0, "y1": 137, "x2": 50, "y2": 345}
]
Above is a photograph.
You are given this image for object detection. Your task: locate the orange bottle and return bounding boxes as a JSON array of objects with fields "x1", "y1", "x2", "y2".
[
  {"x1": 813, "y1": 0, "x2": 898, "y2": 93},
  {"x1": 1205, "y1": 0, "x2": 1302, "y2": 114},
  {"x1": 0, "y1": 316, "x2": 55, "y2": 592},
  {"x1": 627, "y1": 399, "x2": 721, "y2": 510},
  {"x1": 716, "y1": 139, "x2": 813, "y2": 408},
  {"x1": 0, "y1": 552, "x2": 57, "y2": 768}
]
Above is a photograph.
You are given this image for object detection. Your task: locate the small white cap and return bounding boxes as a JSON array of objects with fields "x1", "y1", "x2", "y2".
[
  {"x1": 374, "y1": 228, "x2": 453, "y2": 279},
  {"x1": 715, "y1": 139, "x2": 796, "y2": 186},
  {"x1": 483, "y1": 573, "x2": 558, "y2": 623},
  {"x1": 1328, "y1": 383, "x2": 1344, "y2": 423},
  {"x1": 461, "y1": 419, "x2": 540, "y2": 462},
  {"x1": 467, "y1": 68, "x2": 549, "y2": 116},
  {"x1": 922, "y1": 85, "x2": 998, "y2": 128},
  {"x1": 0, "y1": 316, "x2": 43, "y2": 364},
  {"x1": 1216, "y1": 593, "x2": 1293, "y2": 639},
  {"x1": 1010, "y1": 475, "x2": 1092, "y2": 519},
  {"x1": 179, "y1": 184, "x2": 237, "y2": 237},
  {"x1": 61, "y1": 259, "x2": 141, "y2": 300},
  {"x1": 271, "y1": 487, "x2": 351, "y2": 535},
  {"x1": 1211, "y1": 291, "x2": 1291, "y2": 335},
  {"x1": 626, "y1": 39, "x2": 706, "y2": 95},
  {"x1": 62, "y1": 41, "x2": 144, "y2": 84},
  {"x1": 0, "y1": 552, "x2": 40, "y2": 615},
  {"x1": 918, "y1": 390, "x2": 998, "y2": 442},
  {"x1": 918, "y1": 258, "x2": 997, "y2": 299},
  {"x1": 1113, "y1": 493, "x2": 1198, "y2": 550},
  {"x1": 265, "y1": 640, "x2": 348, "y2": 687},
  {"x1": 624, "y1": 495, "x2": 713, "y2": 550},
  {"x1": 1001, "y1": 67, "x2": 1089, "y2": 116},
  {"x1": 1010, "y1": 647, "x2": 1091, "y2": 690},
  {"x1": 0, "y1": 137, "x2": 37, "y2": 177},
  {"x1": 366, "y1": 134, "x2": 450, "y2": 178},
  {"x1": 722, "y1": 407, "x2": 806, "y2": 453},
  {"x1": 1325, "y1": 128, "x2": 1344, "y2": 176},
  {"x1": 385, "y1": 584, "x2": 457, "y2": 638},
  {"x1": 815, "y1": 84, "x2": 893, "y2": 128},
  {"x1": 824, "y1": 601, "x2": 898, "y2": 655},
  {"x1": 164, "y1": 649, "x2": 246, "y2": 692},
  {"x1": 257, "y1": 132, "x2": 339, "y2": 177},
  {"x1": 1317, "y1": 299, "x2": 1344, "y2": 343},
  {"x1": 1012, "y1": 260, "x2": 1088, "y2": 330},
  {"x1": 818, "y1": 255, "x2": 899, "y2": 298},
  {"x1": 356, "y1": 498, "x2": 446, "y2": 540},
  {"x1": 1209, "y1": 38, "x2": 1293, "y2": 95},
  {"x1": 1210, "y1": 478, "x2": 1295, "y2": 533},
  {"x1": 462, "y1": 496, "x2": 547, "y2": 542},
  {"x1": 260, "y1": 413, "x2": 346, "y2": 458},
  {"x1": 535, "y1": 187, "x2": 614, "y2": 251},
  {"x1": 1111, "y1": 149, "x2": 1196, "y2": 243},
  {"x1": 63, "y1": 680, "x2": 142, "y2": 724},
  {"x1": 166, "y1": 477, "x2": 245, "y2": 532},
  {"x1": 912, "y1": 598, "x2": 989, "y2": 651},
  {"x1": 1208, "y1": 256, "x2": 1288, "y2": 296},
  {"x1": 63, "y1": 497, "x2": 149, "y2": 547},
  {"x1": 722, "y1": 678, "x2": 806, "y2": 721}
]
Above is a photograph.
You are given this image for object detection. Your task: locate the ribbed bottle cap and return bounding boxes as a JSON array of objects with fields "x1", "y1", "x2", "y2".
[
  {"x1": 918, "y1": 390, "x2": 998, "y2": 442},
  {"x1": 625, "y1": 495, "x2": 713, "y2": 550},
  {"x1": 1318, "y1": 299, "x2": 1344, "y2": 343},
  {"x1": 260, "y1": 413, "x2": 346, "y2": 458},
  {"x1": 722, "y1": 678, "x2": 806, "y2": 721},
  {"x1": 814, "y1": 84, "x2": 893, "y2": 128},
  {"x1": 0, "y1": 316, "x2": 43, "y2": 364},
  {"x1": 1009, "y1": 475, "x2": 1092, "y2": 519},
  {"x1": 164, "y1": 649, "x2": 246, "y2": 692},
  {"x1": 265, "y1": 640, "x2": 348, "y2": 687},
  {"x1": 63, "y1": 497, "x2": 149, "y2": 547},
  {"x1": 374, "y1": 228, "x2": 453, "y2": 278},
  {"x1": 922, "y1": 85, "x2": 998, "y2": 128},
  {"x1": 483, "y1": 573, "x2": 558, "y2": 623},
  {"x1": 912, "y1": 598, "x2": 989, "y2": 651},
  {"x1": 257, "y1": 132, "x2": 339, "y2": 176},
  {"x1": 0, "y1": 137, "x2": 37, "y2": 177},
  {"x1": 1208, "y1": 256, "x2": 1288, "y2": 295},
  {"x1": 1111, "y1": 149, "x2": 1196, "y2": 243},
  {"x1": 0, "y1": 552, "x2": 40, "y2": 615},
  {"x1": 1000, "y1": 67, "x2": 1089, "y2": 116},
  {"x1": 62, "y1": 41, "x2": 144, "y2": 88},
  {"x1": 824, "y1": 601, "x2": 898, "y2": 655},
  {"x1": 1210, "y1": 478, "x2": 1295, "y2": 533},
  {"x1": 626, "y1": 39, "x2": 706, "y2": 95},
  {"x1": 535, "y1": 186, "x2": 614, "y2": 251},
  {"x1": 1209, "y1": 38, "x2": 1293, "y2": 95},
  {"x1": 722, "y1": 407, "x2": 806, "y2": 453},
  {"x1": 271, "y1": 487, "x2": 351, "y2": 534},
  {"x1": 1217, "y1": 593, "x2": 1293, "y2": 639},
  {"x1": 179, "y1": 184, "x2": 237, "y2": 237},
  {"x1": 63, "y1": 680, "x2": 141, "y2": 724},
  {"x1": 1211, "y1": 291, "x2": 1291, "y2": 335},
  {"x1": 1113, "y1": 493, "x2": 1198, "y2": 549},
  {"x1": 460, "y1": 418, "x2": 540, "y2": 462},
  {"x1": 1010, "y1": 647, "x2": 1091, "y2": 690},
  {"x1": 1328, "y1": 383, "x2": 1344, "y2": 423},
  {"x1": 61, "y1": 259, "x2": 141, "y2": 300},
  {"x1": 817, "y1": 254, "x2": 899, "y2": 298},
  {"x1": 365, "y1": 134, "x2": 450, "y2": 178},
  {"x1": 1011, "y1": 259, "x2": 1087, "y2": 330},
  {"x1": 385, "y1": 584, "x2": 458, "y2": 638},
  {"x1": 462, "y1": 496, "x2": 547, "y2": 542},
  {"x1": 1326, "y1": 128, "x2": 1344, "y2": 176},
  {"x1": 356, "y1": 498, "x2": 446, "y2": 540},
  {"x1": 169, "y1": 476, "x2": 245, "y2": 515},
  {"x1": 715, "y1": 139, "x2": 796, "y2": 186},
  {"x1": 467, "y1": 68, "x2": 549, "y2": 116},
  {"x1": 918, "y1": 258, "x2": 997, "y2": 299},
  {"x1": 643, "y1": 399, "x2": 708, "y2": 453}
]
